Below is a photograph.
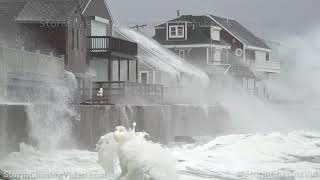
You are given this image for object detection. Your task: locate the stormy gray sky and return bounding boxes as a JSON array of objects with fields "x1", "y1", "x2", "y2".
[{"x1": 108, "y1": 0, "x2": 320, "y2": 40}]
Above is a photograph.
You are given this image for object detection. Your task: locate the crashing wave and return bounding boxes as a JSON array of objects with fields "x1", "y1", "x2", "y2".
[{"x1": 96, "y1": 123, "x2": 178, "y2": 180}]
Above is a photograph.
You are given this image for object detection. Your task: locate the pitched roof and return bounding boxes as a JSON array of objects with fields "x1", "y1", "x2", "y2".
[
  {"x1": 208, "y1": 15, "x2": 270, "y2": 50},
  {"x1": 79, "y1": 0, "x2": 90, "y2": 10},
  {"x1": 0, "y1": 0, "x2": 27, "y2": 21},
  {"x1": 155, "y1": 15, "x2": 270, "y2": 50},
  {"x1": 155, "y1": 15, "x2": 213, "y2": 28},
  {"x1": 15, "y1": 0, "x2": 78, "y2": 23}
]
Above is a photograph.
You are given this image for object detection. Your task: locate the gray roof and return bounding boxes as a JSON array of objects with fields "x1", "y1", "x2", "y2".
[
  {"x1": 208, "y1": 15, "x2": 270, "y2": 50},
  {"x1": 15, "y1": 0, "x2": 79, "y2": 22},
  {"x1": 0, "y1": 0, "x2": 27, "y2": 21}
]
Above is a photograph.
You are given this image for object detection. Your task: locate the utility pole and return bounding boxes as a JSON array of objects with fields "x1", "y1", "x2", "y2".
[{"x1": 130, "y1": 24, "x2": 147, "y2": 31}]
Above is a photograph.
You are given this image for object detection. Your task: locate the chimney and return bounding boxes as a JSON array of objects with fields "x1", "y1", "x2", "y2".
[{"x1": 177, "y1": 10, "x2": 180, "y2": 17}]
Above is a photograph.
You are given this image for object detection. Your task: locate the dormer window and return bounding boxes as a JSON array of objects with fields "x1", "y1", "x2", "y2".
[
  {"x1": 169, "y1": 25, "x2": 185, "y2": 38},
  {"x1": 210, "y1": 26, "x2": 222, "y2": 41}
]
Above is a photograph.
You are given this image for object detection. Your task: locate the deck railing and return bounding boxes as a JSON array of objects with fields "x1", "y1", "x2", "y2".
[
  {"x1": 247, "y1": 60, "x2": 281, "y2": 73},
  {"x1": 87, "y1": 36, "x2": 138, "y2": 56},
  {"x1": 92, "y1": 81, "x2": 163, "y2": 102}
]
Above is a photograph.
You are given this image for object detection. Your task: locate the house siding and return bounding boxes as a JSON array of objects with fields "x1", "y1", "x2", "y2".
[
  {"x1": 83, "y1": 0, "x2": 112, "y2": 36},
  {"x1": 66, "y1": 11, "x2": 87, "y2": 74}
]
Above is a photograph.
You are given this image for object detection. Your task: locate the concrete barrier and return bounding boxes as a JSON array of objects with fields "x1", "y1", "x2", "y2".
[
  {"x1": 74, "y1": 104, "x2": 229, "y2": 149},
  {"x1": 0, "y1": 103, "x2": 229, "y2": 153},
  {"x1": 0, "y1": 104, "x2": 29, "y2": 156}
]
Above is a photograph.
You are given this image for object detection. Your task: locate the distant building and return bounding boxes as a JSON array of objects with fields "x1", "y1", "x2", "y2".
[{"x1": 154, "y1": 15, "x2": 281, "y2": 98}]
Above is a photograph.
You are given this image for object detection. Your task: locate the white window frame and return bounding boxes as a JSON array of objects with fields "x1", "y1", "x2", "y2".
[
  {"x1": 210, "y1": 26, "x2": 222, "y2": 41},
  {"x1": 169, "y1": 25, "x2": 185, "y2": 38},
  {"x1": 139, "y1": 71, "x2": 149, "y2": 84},
  {"x1": 178, "y1": 49, "x2": 185, "y2": 59},
  {"x1": 207, "y1": 48, "x2": 222, "y2": 65}
]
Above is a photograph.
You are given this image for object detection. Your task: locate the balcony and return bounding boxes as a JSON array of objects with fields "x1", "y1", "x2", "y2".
[
  {"x1": 248, "y1": 60, "x2": 281, "y2": 73},
  {"x1": 87, "y1": 36, "x2": 138, "y2": 58},
  {"x1": 83, "y1": 81, "x2": 163, "y2": 104}
]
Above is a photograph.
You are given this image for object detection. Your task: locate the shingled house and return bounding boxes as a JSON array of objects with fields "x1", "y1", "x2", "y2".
[
  {"x1": 0, "y1": 0, "x2": 165, "y2": 103},
  {"x1": 154, "y1": 15, "x2": 280, "y2": 97}
]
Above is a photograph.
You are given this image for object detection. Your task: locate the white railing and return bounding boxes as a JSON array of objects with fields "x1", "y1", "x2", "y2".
[{"x1": 247, "y1": 60, "x2": 280, "y2": 73}]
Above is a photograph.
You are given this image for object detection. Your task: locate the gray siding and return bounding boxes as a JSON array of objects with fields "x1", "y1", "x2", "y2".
[{"x1": 66, "y1": 12, "x2": 87, "y2": 74}]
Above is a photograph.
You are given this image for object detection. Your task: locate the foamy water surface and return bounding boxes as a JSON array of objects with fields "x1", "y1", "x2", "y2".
[{"x1": 1, "y1": 131, "x2": 320, "y2": 180}]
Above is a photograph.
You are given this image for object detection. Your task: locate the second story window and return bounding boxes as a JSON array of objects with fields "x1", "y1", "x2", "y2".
[
  {"x1": 169, "y1": 25, "x2": 185, "y2": 38},
  {"x1": 210, "y1": 26, "x2": 222, "y2": 41},
  {"x1": 207, "y1": 48, "x2": 222, "y2": 65}
]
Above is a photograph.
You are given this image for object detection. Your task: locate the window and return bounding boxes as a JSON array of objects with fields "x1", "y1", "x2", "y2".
[
  {"x1": 77, "y1": 29, "x2": 79, "y2": 49},
  {"x1": 207, "y1": 48, "x2": 222, "y2": 65},
  {"x1": 169, "y1": 25, "x2": 185, "y2": 38},
  {"x1": 170, "y1": 27, "x2": 176, "y2": 37},
  {"x1": 72, "y1": 28, "x2": 74, "y2": 49},
  {"x1": 178, "y1": 49, "x2": 185, "y2": 59},
  {"x1": 139, "y1": 71, "x2": 149, "y2": 84},
  {"x1": 211, "y1": 26, "x2": 221, "y2": 41},
  {"x1": 266, "y1": 53, "x2": 270, "y2": 61}
]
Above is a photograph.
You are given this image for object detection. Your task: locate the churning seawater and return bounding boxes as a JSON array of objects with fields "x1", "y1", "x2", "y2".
[{"x1": 1, "y1": 130, "x2": 320, "y2": 180}]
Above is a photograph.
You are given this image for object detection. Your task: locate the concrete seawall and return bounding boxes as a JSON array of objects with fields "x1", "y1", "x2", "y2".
[
  {"x1": 0, "y1": 104, "x2": 29, "y2": 156},
  {"x1": 0, "y1": 104, "x2": 229, "y2": 153},
  {"x1": 74, "y1": 104, "x2": 229, "y2": 149}
]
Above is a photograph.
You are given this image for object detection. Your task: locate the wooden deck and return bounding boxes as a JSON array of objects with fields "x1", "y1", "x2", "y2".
[
  {"x1": 82, "y1": 81, "x2": 163, "y2": 104},
  {"x1": 87, "y1": 36, "x2": 138, "y2": 58}
]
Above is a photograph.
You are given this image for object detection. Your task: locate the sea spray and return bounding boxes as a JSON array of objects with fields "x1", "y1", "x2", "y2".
[
  {"x1": 97, "y1": 124, "x2": 178, "y2": 180},
  {"x1": 26, "y1": 71, "x2": 77, "y2": 149}
]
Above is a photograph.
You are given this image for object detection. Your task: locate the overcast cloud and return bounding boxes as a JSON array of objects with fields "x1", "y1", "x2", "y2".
[{"x1": 108, "y1": 0, "x2": 320, "y2": 40}]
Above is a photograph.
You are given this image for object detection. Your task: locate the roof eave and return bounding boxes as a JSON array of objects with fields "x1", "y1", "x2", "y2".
[{"x1": 246, "y1": 45, "x2": 272, "y2": 52}]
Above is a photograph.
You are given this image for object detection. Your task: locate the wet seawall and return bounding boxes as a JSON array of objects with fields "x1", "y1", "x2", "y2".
[
  {"x1": 0, "y1": 104, "x2": 29, "y2": 156},
  {"x1": 74, "y1": 104, "x2": 229, "y2": 149},
  {"x1": 0, "y1": 104, "x2": 229, "y2": 153}
]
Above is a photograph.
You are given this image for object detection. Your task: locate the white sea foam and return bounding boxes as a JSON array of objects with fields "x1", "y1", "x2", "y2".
[
  {"x1": 97, "y1": 125, "x2": 178, "y2": 180},
  {"x1": 1, "y1": 131, "x2": 320, "y2": 180}
]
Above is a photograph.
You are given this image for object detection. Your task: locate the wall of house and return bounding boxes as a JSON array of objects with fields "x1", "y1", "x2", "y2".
[
  {"x1": 138, "y1": 63, "x2": 155, "y2": 84},
  {"x1": 20, "y1": 24, "x2": 67, "y2": 55},
  {"x1": 138, "y1": 61, "x2": 180, "y2": 87},
  {"x1": 154, "y1": 21, "x2": 214, "y2": 43},
  {"x1": 255, "y1": 50, "x2": 267, "y2": 63},
  {"x1": 66, "y1": 11, "x2": 87, "y2": 74},
  {"x1": 89, "y1": 58, "x2": 109, "y2": 81},
  {"x1": 110, "y1": 59, "x2": 137, "y2": 82},
  {"x1": 89, "y1": 58, "x2": 137, "y2": 82},
  {"x1": 0, "y1": 1, "x2": 26, "y2": 49},
  {"x1": 83, "y1": 0, "x2": 112, "y2": 36}
]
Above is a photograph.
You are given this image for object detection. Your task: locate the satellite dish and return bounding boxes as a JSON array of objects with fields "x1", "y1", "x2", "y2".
[{"x1": 235, "y1": 48, "x2": 243, "y2": 57}]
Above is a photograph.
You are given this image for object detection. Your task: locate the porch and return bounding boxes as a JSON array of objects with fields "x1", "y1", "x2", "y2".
[
  {"x1": 84, "y1": 81, "x2": 163, "y2": 104},
  {"x1": 85, "y1": 36, "x2": 163, "y2": 104}
]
